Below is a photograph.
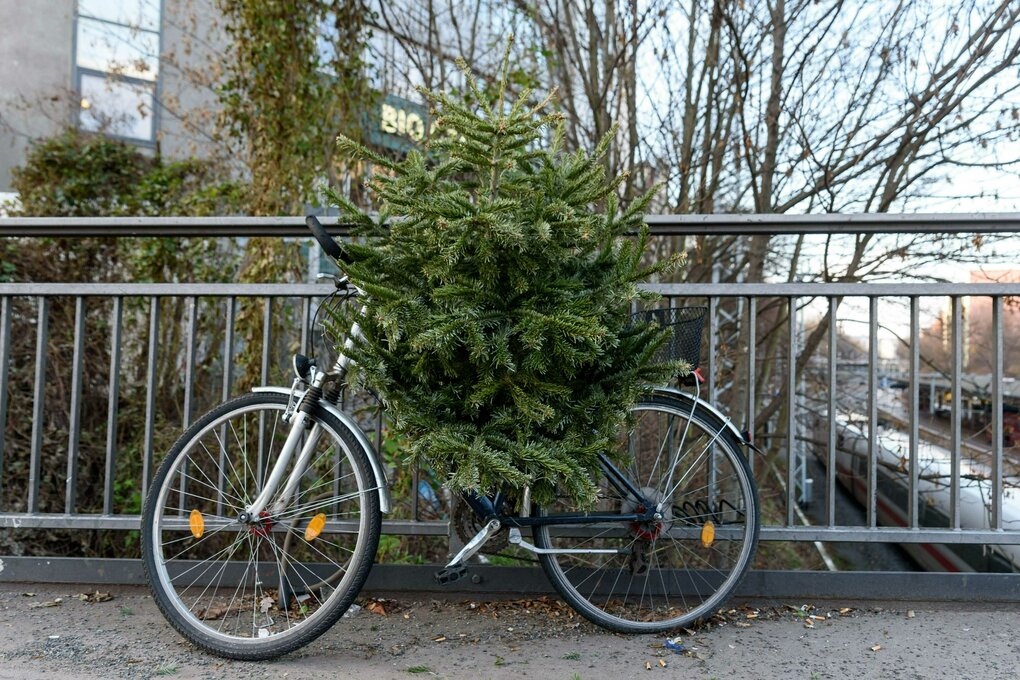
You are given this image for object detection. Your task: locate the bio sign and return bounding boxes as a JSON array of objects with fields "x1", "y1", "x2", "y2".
[{"x1": 367, "y1": 94, "x2": 434, "y2": 153}]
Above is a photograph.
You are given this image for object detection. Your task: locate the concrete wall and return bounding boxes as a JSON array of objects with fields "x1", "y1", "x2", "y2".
[
  {"x1": 0, "y1": 0, "x2": 76, "y2": 192},
  {"x1": 157, "y1": 0, "x2": 227, "y2": 162}
]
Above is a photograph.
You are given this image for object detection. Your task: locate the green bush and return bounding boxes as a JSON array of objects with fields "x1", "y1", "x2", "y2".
[{"x1": 8, "y1": 130, "x2": 244, "y2": 218}]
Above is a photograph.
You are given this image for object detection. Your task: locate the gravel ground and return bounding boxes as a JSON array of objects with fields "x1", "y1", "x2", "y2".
[{"x1": 0, "y1": 583, "x2": 1018, "y2": 679}]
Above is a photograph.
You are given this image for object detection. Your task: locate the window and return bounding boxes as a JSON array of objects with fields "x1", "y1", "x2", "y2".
[{"x1": 75, "y1": 0, "x2": 161, "y2": 144}]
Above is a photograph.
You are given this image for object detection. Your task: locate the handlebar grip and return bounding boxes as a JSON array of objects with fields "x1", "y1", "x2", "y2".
[{"x1": 305, "y1": 215, "x2": 347, "y2": 263}]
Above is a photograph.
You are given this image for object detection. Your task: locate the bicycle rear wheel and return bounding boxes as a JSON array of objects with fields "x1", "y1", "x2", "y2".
[
  {"x1": 534, "y1": 393, "x2": 758, "y2": 632},
  {"x1": 141, "y1": 392, "x2": 381, "y2": 659}
]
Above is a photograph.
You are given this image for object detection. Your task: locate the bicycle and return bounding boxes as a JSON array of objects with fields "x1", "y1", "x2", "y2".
[{"x1": 140, "y1": 216, "x2": 760, "y2": 660}]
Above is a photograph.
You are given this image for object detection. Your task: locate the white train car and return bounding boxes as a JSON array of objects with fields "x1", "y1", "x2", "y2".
[{"x1": 817, "y1": 413, "x2": 1020, "y2": 572}]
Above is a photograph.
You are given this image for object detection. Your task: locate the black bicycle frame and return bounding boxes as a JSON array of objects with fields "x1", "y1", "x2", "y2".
[{"x1": 460, "y1": 452, "x2": 658, "y2": 529}]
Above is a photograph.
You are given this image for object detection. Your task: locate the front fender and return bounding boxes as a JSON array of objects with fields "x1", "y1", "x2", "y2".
[
  {"x1": 648, "y1": 386, "x2": 749, "y2": 447},
  {"x1": 252, "y1": 386, "x2": 391, "y2": 513}
]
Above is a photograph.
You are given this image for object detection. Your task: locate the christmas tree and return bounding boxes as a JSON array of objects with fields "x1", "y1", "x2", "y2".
[{"x1": 327, "y1": 47, "x2": 684, "y2": 506}]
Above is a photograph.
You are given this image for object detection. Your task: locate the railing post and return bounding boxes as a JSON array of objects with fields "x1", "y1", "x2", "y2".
[
  {"x1": 908, "y1": 296, "x2": 919, "y2": 529},
  {"x1": 103, "y1": 297, "x2": 123, "y2": 516},
  {"x1": 28, "y1": 297, "x2": 49, "y2": 514},
  {"x1": 992, "y1": 295, "x2": 1003, "y2": 531},
  {"x1": 827, "y1": 296, "x2": 837, "y2": 528},
  {"x1": 787, "y1": 297, "x2": 797, "y2": 525},
  {"x1": 66, "y1": 297, "x2": 86, "y2": 514},
  {"x1": 746, "y1": 296, "x2": 757, "y2": 476},
  {"x1": 0, "y1": 296, "x2": 11, "y2": 511},
  {"x1": 867, "y1": 296, "x2": 878, "y2": 528},
  {"x1": 951, "y1": 295, "x2": 962, "y2": 530},
  {"x1": 142, "y1": 297, "x2": 160, "y2": 500}
]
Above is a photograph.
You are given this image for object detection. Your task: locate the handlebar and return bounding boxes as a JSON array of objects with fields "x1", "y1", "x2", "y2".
[{"x1": 305, "y1": 215, "x2": 349, "y2": 264}]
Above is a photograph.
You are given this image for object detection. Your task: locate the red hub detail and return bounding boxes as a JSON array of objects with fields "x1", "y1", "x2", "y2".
[
  {"x1": 629, "y1": 504, "x2": 663, "y2": 541},
  {"x1": 248, "y1": 510, "x2": 274, "y2": 538}
]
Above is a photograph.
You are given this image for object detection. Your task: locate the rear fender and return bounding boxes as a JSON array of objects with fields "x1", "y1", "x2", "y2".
[{"x1": 648, "y1": 386, "x2": 750, "y2": 449}]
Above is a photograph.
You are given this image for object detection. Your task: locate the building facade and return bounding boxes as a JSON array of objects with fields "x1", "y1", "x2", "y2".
[
  {"x1": 0, "y1": 0, "x2": 228, "y2": 194},
  {"x1": 0, "y1": 0, "x2": 504, "y2": 199}
]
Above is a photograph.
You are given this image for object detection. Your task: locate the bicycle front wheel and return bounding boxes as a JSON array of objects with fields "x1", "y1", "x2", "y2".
[
  {"x1": 141, "y1": 392, "x2": 381, "y2": 660},
  {"x1": 535, "y1": 393, "x2": 759, "y2": 633}
]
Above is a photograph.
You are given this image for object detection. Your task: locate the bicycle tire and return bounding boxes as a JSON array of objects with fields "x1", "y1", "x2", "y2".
[
  {"x1": 141, "y1": 392, "x2": 381, "y2": 660},
  {"x1": 534, "y1": 393, "x2": 759, "y2": 633}
]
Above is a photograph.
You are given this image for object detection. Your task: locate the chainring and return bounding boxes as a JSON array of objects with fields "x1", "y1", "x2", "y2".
[{"x1": 452, "y1": 497, "x2": 509, "y2": 553}]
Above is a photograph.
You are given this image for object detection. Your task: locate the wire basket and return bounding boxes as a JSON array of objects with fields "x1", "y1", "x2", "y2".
[{"x1": 630, "y1": 306, "x2": 707, "y2": 371}]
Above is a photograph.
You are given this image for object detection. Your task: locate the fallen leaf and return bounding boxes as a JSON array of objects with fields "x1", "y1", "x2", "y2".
[
  {"x1": 76, "y1": 591, "x2": 113, "y2": 604},
  {"x1": 365, "y1": 601, "x2": 387, "y2": 616},
  {"x1": 198, "y1": 606, "x2": 225, "y2": 620},
  {"x1": 870, "y1": 644, "x2": 882, "y2": 652},
  {"x1": 29, "y1": 598, "x2": 63, "y2": 609},
  {"x1": 259, "y1": 596, "x2": 275, "y2": 614}
]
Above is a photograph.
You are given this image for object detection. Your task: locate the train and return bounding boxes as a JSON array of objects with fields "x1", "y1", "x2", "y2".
[{"x1": 813, "y1": 409, "x2": 1020, "y2": 572}]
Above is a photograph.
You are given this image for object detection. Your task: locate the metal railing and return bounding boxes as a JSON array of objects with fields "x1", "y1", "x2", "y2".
[{"x1": 2, "y1": 214, "x2": 1020, "y2": 591}]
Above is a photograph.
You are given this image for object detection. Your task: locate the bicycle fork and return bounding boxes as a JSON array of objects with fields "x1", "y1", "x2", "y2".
[
  {"x1": 241, "y1": 316, "x2": 364, "y2": 524},
  {"x1": 239, "y1": 378, "x2": 325, "y2": 524}
]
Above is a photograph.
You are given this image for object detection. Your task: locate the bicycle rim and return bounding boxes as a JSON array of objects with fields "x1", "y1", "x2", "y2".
[
  {"x1": 144, "y1": 394, "x2": 378, "y2": 657},
  {"x1": 535, "y1": 395, "x2": 759, "y2": 632}
]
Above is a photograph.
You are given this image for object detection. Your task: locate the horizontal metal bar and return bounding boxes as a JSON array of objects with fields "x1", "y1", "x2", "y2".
[
  {"x1": 0, "y1": 514, "x2": 450, "y2": 535},
  {"x1": 3, "y1": 513, "x2": 1017, "y2": 545},
  {"x1": 5, "y1": 213, "x2": 1020, "y2": 237},
  {"x1": 2, "y1": 559, "x2": 1020, "y2": 602},
  {"x1": 759, "y1": 526, "x2": 1020, "y2": 544},
  {"x1": 4, "y1": 282, "x2": 1020, "y2": 297},
  {"x1": 0, "y1": 283, "x2": 338, "y2": 296},
  {"x1": 641, "y1": 212, "x2": 1020, "y2": 234},
  {"x1": 645, "y1": 283, "x2": 1020, "y2": 296}
]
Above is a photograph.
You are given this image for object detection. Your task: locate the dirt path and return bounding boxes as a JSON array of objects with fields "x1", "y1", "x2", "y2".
[{"x1": 0, "y1": 583, "x2": 1017, "y2": 679}]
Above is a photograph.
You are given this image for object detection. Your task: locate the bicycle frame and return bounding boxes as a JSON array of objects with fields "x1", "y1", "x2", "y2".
[
  {"x1": 242, "y1": 274, "x2": 747, "y2": 541},
  {"x1": 458, "y1": 452, "x2": 658, "y2": 529}
]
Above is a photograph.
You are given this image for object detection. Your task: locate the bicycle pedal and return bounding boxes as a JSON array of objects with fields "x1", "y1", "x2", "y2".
[{"x1": 434, "y1": 565, "x2": 468, "y2": 585}]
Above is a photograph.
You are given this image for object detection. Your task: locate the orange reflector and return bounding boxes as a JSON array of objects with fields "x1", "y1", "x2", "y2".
[
  {"x1": 701, "y1": 520, "x2": 715, "y2": 548},
  {"x1": 305, "y1": 513, "x2": 327, "y2": 541},
  {"x1": 189, "y1": 509, "x2": 204, "y2": 539}
]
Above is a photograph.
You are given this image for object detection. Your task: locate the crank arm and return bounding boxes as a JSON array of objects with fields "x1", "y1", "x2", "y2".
[{"x1": 445, "y1": 519, "x2": 501, "y2": 568}]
